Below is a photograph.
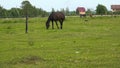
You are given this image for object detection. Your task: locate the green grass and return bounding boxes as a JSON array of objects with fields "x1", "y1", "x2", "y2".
[{"x1": 0, "y1": 16, "x2": 120, "y2": 68}]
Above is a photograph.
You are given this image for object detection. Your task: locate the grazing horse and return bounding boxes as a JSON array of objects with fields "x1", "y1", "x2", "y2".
[{"x1": 46, "y1": 12, "x2": 65, "y2": 29}]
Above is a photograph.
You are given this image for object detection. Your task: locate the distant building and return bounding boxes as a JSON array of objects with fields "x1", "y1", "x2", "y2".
[
  {"x1": 76, "y1": 7, "x2": 86, "y2": 17},
  {"x1": 111, "y1": 5, "x2": 120, "y2": 12}
]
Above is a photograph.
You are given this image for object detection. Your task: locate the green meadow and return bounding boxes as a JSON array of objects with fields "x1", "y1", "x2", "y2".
[{"x1": 0, "y1": 16, "x2": 120, "y2": 68}]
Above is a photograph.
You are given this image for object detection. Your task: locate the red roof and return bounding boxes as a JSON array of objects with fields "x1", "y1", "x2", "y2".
[
  {"x1": 76, "y1": 7, "x2": 86, "y2": 12},
  {"x1": 111, "y1": 5, "x2": 120, "y2": 10}
]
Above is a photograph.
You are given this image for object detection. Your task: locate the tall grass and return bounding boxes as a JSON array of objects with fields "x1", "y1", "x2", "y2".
[{"x1": 0, "y1": 16, "x2": 120, "y2": 68}]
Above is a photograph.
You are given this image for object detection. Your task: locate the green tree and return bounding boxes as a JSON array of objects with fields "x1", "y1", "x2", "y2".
[
  {"x1": 60, "y1": 8, "x2": 65, "y2": 14},
  {"x1": 21, "y1": 0, "x2": 32, "y2": 33},
  {"x1": 69, "y1": 11, "x2": 76, "y2": 16},
  {"x1": 86, "y1": 9, "x2": 92, "y2": 15},
  {"x1": 9, "y1": 8, "x2": 21, "y2": 18},
  {"x1": 96, "y1": 4, "x2": 107, "y2": 15},
  {"x1": 65, "y1": 7, "x2": 70, "y2": 16},
  {"x1": 0, "y1": 6, "x2": 7, "y2": 18},
  {"x1": 21, "y1": 0, "x2": 33, "y2": 17},
  {"x1": 21, "y1": 1, "x2": 48, "y2": 17}
]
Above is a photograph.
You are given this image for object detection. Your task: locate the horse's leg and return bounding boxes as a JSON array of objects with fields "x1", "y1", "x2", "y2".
[
  {"x1": 55, "y1": 21, "x2": 59, "y2": 29},
  {"x1": 52, "y1": 20, "x2": 54, "y2": 29},
  {"x1": 60, "y1": 20, "x2": 63, "y2": 29}
]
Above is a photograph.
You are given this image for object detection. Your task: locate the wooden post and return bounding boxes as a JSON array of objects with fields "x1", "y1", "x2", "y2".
[
  {"x1": 25, "y1": 14, "x2": 28, "y2": 33},
  {"x1": 25, "y1": 6, "x2": 28, "y2": 33}
]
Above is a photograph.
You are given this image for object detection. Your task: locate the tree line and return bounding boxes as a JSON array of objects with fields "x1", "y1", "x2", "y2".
[
  {"x1": 0, "y1": 1, "x2": 120, "y2": 18},
  {"x1": 0, "y1": 1, "x2": 49, "y2": 18},
  {"x1": 0, "y1": 1, "x2": 76, "y2": 18},
  {"x1": 87, "y1": 4, "x2": 120, "y2": 15}
]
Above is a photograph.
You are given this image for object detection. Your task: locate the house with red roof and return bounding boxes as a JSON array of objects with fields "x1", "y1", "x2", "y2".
[
  {"x1": 111, "y1": 5, "x2": 120, "y2": 12},
  {"x1": 76, "y1": 7, "x2": 86, "y2": 17}
]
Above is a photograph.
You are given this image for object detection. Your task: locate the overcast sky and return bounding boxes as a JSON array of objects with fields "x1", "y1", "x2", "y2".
[{"x1": 0, "y1": 0, "x2": 120, "y2": 11}]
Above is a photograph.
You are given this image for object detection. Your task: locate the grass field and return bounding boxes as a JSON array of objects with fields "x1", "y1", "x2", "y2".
[{"x1": 0, "y1": 16, "x2": 120, "y2": 68}]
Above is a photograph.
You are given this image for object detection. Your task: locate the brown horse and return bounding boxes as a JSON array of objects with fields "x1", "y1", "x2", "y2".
[{"x1": 46, "y1": 12, "x2": 65, "y2": 29}]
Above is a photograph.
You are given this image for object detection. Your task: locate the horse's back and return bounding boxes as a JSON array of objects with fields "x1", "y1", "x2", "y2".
[
  {"x1": 59, "y1": 12, "x2": 65, "y2": 20},
  {"x1": 50, "y1": 12, "x2": 65, "y2": 20}
]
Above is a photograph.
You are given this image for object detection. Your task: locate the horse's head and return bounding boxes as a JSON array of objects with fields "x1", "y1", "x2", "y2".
[{"x1": 46, "y1": 21, "x2": 50, "y2": 29}]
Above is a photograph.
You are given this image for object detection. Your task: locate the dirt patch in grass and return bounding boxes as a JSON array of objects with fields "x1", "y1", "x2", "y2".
[
  {"x1": 9, "y1": 56, "x2": 45, "y2": 65},
  {"x1": 20, "y1": 56, "x2": 45, "y2": 64}
]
